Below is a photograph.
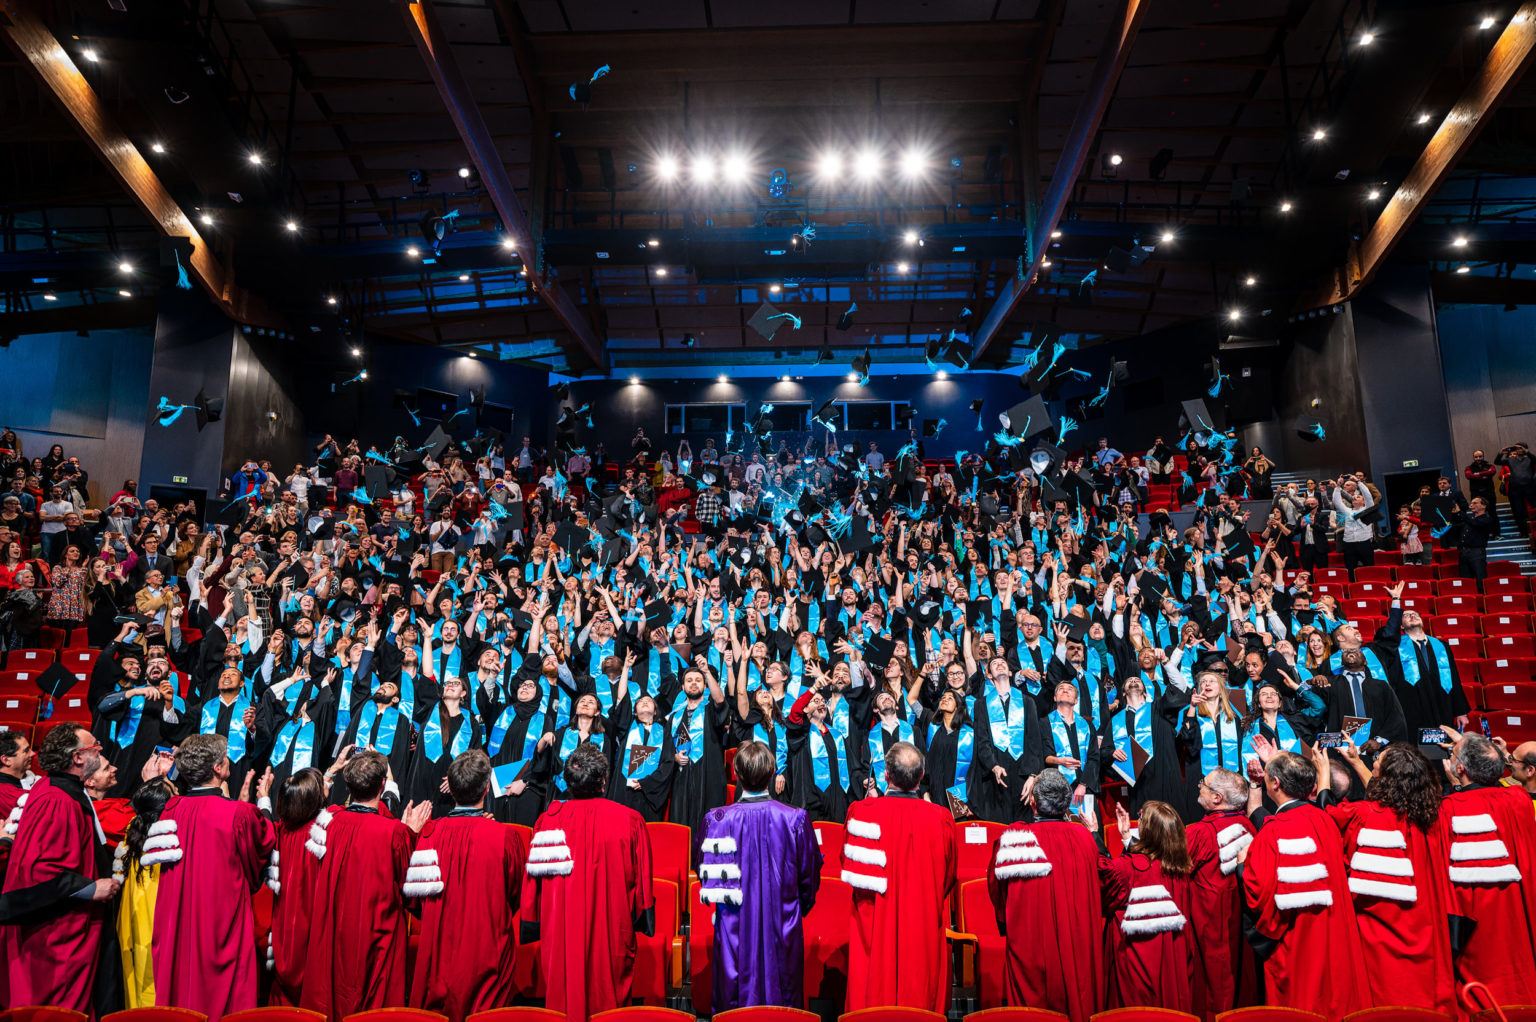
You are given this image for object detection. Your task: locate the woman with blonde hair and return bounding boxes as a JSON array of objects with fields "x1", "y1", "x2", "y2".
[
  {"x1": 1177, "y1": 671, "x2": 1243, "y2": 811},
  {"x1": 1102, "y1": 799, "x2": 1197, "y2": 1009}
]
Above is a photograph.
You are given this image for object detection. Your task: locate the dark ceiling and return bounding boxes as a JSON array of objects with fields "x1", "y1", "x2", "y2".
[{"x1": 4, "y1": 0, "x2": 1536, "y2": 371}]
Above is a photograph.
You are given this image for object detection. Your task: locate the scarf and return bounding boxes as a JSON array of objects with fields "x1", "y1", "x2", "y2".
[
  {"x1": 1329, "y1": 647, "x2": 1387, "y2": 683},
  {"x1": 1047, "y1": 709, "x2": 1091, "y2": 785},
  {"x1": 1241, "y1": 713, "x2": 1300, "y2": 767},
  {"x1": 1399, "y1": 634, "x2": 1453, "y2": 693},
  {"x1": 553, "y1": 727, "x2": 603, "y2": 792},
  {"x1": 867, "y1": 717, "x2": 915, "y2": 793},
  {"x1": 930, "y1": 719, "x2": 974, "y2": 794},
  {"x1": 1196, "y1": 710, "x2": 1243, "y2": 774},
  {"x1": 422, "y1": 704, "x2": 474, "y2": 763},
  {"x1": 752, "y1": 719, "x2": 789, "y2": 775}
]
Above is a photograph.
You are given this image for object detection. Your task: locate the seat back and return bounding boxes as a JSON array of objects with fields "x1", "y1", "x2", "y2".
[
  {"x1": 964, "y1": 1010, "x2": 1071, "y2": 1022},
  {"x1": 1213, "y1": 1010, "x2": 1328, "y2": 1022},
  {"x1": 688, "y1": 880, "x2": 714, "y2": 1016},
  {"x1": 103, "y1": 1010, "x2": 210, "y2": 1022},
  {"x1": 342, "y1": 1011, "x2": 450, "y2": 1022},
  {"x1": 1339, "y1": 1009, "x2": 1454, "y2": 1022},
  {"x1": 804, "y1": 876, "x2": 854, "y2": 1005},
  {"x1": 590, "y1": 1009, "x2": 695, "y2": 1022},
  {"x1": 812, "y1": 819, "x2": 845, "y2": 876},
  {"x1": 0, "y1": 1010, "x2": 90, "y2": 1022},
  {"x1": 954, "y1": 820, "x2": 1005, "y2": 881},
  {"x1": 838, "y1": 1009, "x2": 946, "y2": 1022},
  {"x1": 223, "y1": 1010, "x2": 327, "y2": 1022},
  {"x1": 1090, "y1": 1011, "x2": 1200, "y2": 1022},
  {"x1": 715, "y1": 1009, "x2": 820, "y2": 1022},
  {"x1": 466, "y1": 1010, "x2": 566, "y2": 1022},
  {"x1": 633, "y1": 877, "x2": 679, "y2": 1006}
]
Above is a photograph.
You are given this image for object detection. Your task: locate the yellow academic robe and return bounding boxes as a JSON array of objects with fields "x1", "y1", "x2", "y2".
[{"x1": 116, "y1": 851, "x2": 162, "y2": 1008}]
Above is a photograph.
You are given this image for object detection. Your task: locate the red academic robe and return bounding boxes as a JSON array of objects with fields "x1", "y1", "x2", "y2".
[
  {"x1": 300, "y1": 805, "x2": 415, "y2": 1019},
  {"x1": 1442, "y1": 784, "x2": 1536, "y2": 1005},
  {"x1": 267, "y1": 818, "x2": 322, "y2": 1007},
  {"x1": 1101, "y1": 853, "x2": 1196, "y2": 1011},
  {"x1": 95, "y1": 797, "x2": 135, "y2": 846},
  {"x1": 0, "y1": 776, "x2": 107, "y2": 1013},
  {"x1": 1327, "y1": 800, "x2": 1456, "y2": 1013},
  {"x1": 150, "y1": 790, "x2": 276, "y2": 1022},
  {"x1": 522, "y1": 797, "x2": 655, "y2": 1022},
  {"x1": 987, "y1": 818, "x2": 1105, "y2": 1022},
  {"x1": 1184, "y1": 810, "x2": 1258, "y2": 1019},
  {"x1": 408, "y1": 813, "x2": 527, "y2": 1022},
  {"x1": 0, "y1": 775, "x2": 28, "y2": 878},
  {"x1": 842, "y1": 793, "x2": 957, "y2": 1014},
  {"x1": 1242, "y1": 802, "x2": 1368, "y2": 1016}
]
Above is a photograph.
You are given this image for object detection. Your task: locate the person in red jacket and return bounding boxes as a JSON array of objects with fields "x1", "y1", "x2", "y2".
[
  {"x1": 1183, "y1": 768, "x2": 1258, "y2": 1020},
  {"x1": 843, "y1": 741, "x2": 957, "y2": 1015},
  {"x1": 1104, "y1": 800, "x2": 1197, "y2": 1011},
  {"x1": 1325, "y1": 742, "x2": 1456, "y2": 1015},
  {"x1": 987, "y1": 768, "x2": 1104, "y2": 1022},
  {"x1": 407, "y1": 750, "x2": 527, "y2": 1022},
  {"x1": 1442, "y1": 733, "x2": 1536, "y2": 1006},
  {"x1": 1241, "y1": 751, "x2": 1368, "y2": 1016},
  {"x1": 300, "y1": 751, "x2": 431, "y2": 1020},
  {"x1": 522, "y1": 742, "x2": 655, "y2": 1022}
]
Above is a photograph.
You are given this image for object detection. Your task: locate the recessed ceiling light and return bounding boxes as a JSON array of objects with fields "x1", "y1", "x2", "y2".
[
  {"x1": 1050, "y1": 230, "x2": 1063, "y2": 239},
  {"x1": 656, "y1": 154, "x2": 680, "y2": 181},
  {"x1": 1159, "y1": 230, "x2": 1175, "y2": 244},
  {"x1": 1480, "y1": 15, "x2": 1497, "y2": 30},
  {"x1": 118, "y1": 288, "x2": 131, "y2": 297},
  {"x1": 1367, "y1": 189, "x2": 1382, "y2": 201},
  {"x1": 359, "y1": 370, "x2": 369, "y2": 379},
  {"x1": 459, "y1": 273, "x2": 470, "y2": 281},
  {"x1": 117, "y1": 260, "x2": 133, "y2": 274},
  {"x1": 1108, "y1": 153, "x2": 1123, "y2": 166},
  {"x1": 326, "y1": 296, "x2": 338, "y2": 306},
  {"x1": 42, "y1": 292, "x2": 58, "y2": 302},
  {"x1": 769, "y1": 283, "x2": 781, "y2": 293},
  {"x1": 350, "y1": 346, "x2": 362, "y2": 357},
  {"x1": 1244, "y1": 275, "x2": 1258, "y2": 287},
  {"x1": 1456, "y1": 264, "x2": 1472, "y2": 273},
  {"x1": 847, "y1": 372, "x2": 860, "y2": 382},
  {"x1": 1358, "y1": 30, "x2": 1375, "y2": 45},
  {"x1": 1453, "y1": 235, "x2": 1469, "y2": 248},
  {"x1": 903, "y1": 229, "x2": 919, "y2": 245},
  {"x1": 647, "y1": 238, "x2": 660, "y2": 247},
  {"x1": 655, "y1": 267, "x2": 668, "y2": 277},
  {"x1": 779, "y1": 374, "x2": 791, "y2": 382},
  {"x1": 1417, "y1": 111, "x2": 1433, "y2": 125},
  {"x1": 284, "y1": 220, "x2": 299, "y2": 232},
  {"x1": 247, "y1": 151, "x2": 264, "y2": 166},
  {"x1": 458, "y1": 166, "x2": 471, "y2": 179},
  {"x1": 406, "y1": 245, "x2": 420, "y2": 258},
  {"x1": 1311, "y1": 127, "x2": 1328, "y2": 141},
  {"x1": 1228, "y1": 308, "x2": 1242, "y2": 322},
  {"x1": 896, "y1": 261, "x2": 910, "y2": 273},
  {"x1": 150, "y1": 142, "x2": 166, "y2": 155},
  {"x1": 717, "y1": 374, "x2": 729, "y2": 383},
  {"x1": 1280, "y1": 201, "x2": 1294, "y2": 213},
  {"x1": 199, "y1": 213, "x2": 214, "y2": 227},
  {"x1": 935, "y1": 370, "x2": 949, "y2": 380},
  {"x1": 80, "y1": 48, "x2": 99, "y2": 63},
  {"x1": 1041, "y1": 258, "x2": 1053, "y2": 268},
  {"x1": 501, "y1": 236, "x2": 516, "y2": 251}
]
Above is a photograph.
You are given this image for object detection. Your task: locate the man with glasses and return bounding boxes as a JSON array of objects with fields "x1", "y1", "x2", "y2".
[
  {"x1": 0, "y1": 725, "x2": 121, "y2": 1013},
  {"x1": 1510, "y1": 740, "x2": 1536, "y2": 801}
]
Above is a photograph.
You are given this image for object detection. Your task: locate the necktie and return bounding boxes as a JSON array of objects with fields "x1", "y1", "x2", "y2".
[{"x1": 1347, "y1": 672, "x2": 1365, "y2": 713}]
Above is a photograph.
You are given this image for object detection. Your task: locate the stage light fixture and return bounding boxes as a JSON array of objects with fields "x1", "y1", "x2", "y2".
[
  {"x1": 247, "y1": 152, "x2": 264, "y2": 166},
  {"x1": 1454, "y1": 236, "x2": 1469, "y2": 248},
  {"x1": 117, "y1": 260, "x2": 133, "y2": 274},
  {"x1": 199, "y1": 213, "x2": 214, "y2": 227},
  {"x1": 896, "y1": 261, "x2": 911, "y2": 273},
  {"x1": 647, "y1": 238, "x2": 660, "y2": 247},
  {"x1": 150, "y1": 142, "x2": 166, "y2": 155},
  {"x1": 285, "y1": 220, "x2": 300, "y2": 233},
  {"x1": 406, "y1": 245, "x2": 421, "y2": 258},
  {"x1": 42, "y1": 292, "x2": 58, "y2": 302},
  {"x1": 935, "y1": 370, "x2": 949, "y2": 380},
  {"x1": 1311, "y1": 127, "x2": 1328, "y2": 141},
  {"x1": 717, "y1": 374, "x2": 729, "y2": 383},
  {"x1": 655, "y1": 267, "x2": 668, "y2": 278},
  {"x1": 779, "y1": 374, "x2": 791, "y2": 382},
  {"x1": 656, "y1": 154, "x2": 680, "y2": 181},
  {"x1": 1358, "y1": 30, "x2": 1375, "y2": 45},
  {"x1": 118, "y1": 288, "x2": 131, "y2": 297},
  {"x1": 769, "y1": 283, "x2": 781, "y2": 294},
  {"x1": 327, "y1": 296, "x2": 338, "y2": 306},
  {"x1": 458, "y1": 167, "x2": 471, "y2": 179},
  {"x1": 1456, "y1": 264, "x2": 1471, "y2": 273},
  {"x1": 903, "y1": 229, "x2": 919, "y2": 245},
  {"x1": 854, "y1": 148, "x2": 881, "y2": 182},
  {"x1": 81, "y1": 48, "x2": 100, "y2": 63},
  {"x1": 1367, "y1": 189, "x2": 1382, "y2": 201},
  {"x1": 1244, "y1": 275, "x2": 1257, "y2": 287},
  {"x1": 630, "y1": 376, "x2": 641, "y2": 385},
  {"x1": 899, "y1": 148, "x2": 927, "y2": 179},
  {"x1": 690, "y1": 153, "x2": 717, "y2": 184},
  {"x1": 1159, "y1": 230, "x2": 1175, "y2": 244},
  {"x1": 501, "y1": 236, "x2": 517, "y2": 252},
  {"x1": 1280, "y1": 201, "x2": 1294, "y2": 213},
  {"x1": 818, "y1": 151, "x2": 844, "y2": 180},
  {"x1": 723, "y1": 152, "x2": 750, "y2": 183},
  {"x1": 459, "y1": 273, "x2": 470, "y2": 281},
  {"x1": 350, "y1": 346, "x2": 362, "y2": 357},
  {"x1": 1228, "y1": 308, "x2": 1242, "y2": 322},
  {"x1": 1480, "y1": 15, "x2": 1497, "y2": 29},
  {"x1": 1417, "y1": 112, "x2": 1433, "y2": 125},
  {"x1": 1051, "y1": 230, "x2": 1062, "y2": 239}
]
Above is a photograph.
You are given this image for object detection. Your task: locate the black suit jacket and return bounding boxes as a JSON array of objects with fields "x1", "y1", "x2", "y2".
[{"x1": 1324, "y1": 672, "x2": 1407, "y2": 745}]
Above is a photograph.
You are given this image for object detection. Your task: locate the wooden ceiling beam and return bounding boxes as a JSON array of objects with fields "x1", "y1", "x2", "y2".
[{"x1": 0, "y1": 2, "x2": 280, "y2": 327}]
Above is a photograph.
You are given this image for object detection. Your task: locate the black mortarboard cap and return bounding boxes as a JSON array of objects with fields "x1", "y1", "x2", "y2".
[
  {"x1": 850, "y1": 349, "x2": 871, "y2": 379},
  {"x1": 746, "y1": 301, "x2": 790, "y2": 341},
  {"x1": 553, "y1": 521, "x2": 586, "y2": 553},
  {"x1": 552, "y1": 383, "x2": 571, "y2": 402},
  {"x1": 419, "y1": 425, "x2": 451, "y2": 462},
  {"x1": 969, "y1": 398, "x2": 984, "y2": 415},
  {"x1": 35, "y1": 661, "x2": 78, "y2": 699},
  {"x1": 213, "y1": 495, "x2": 253, "y2": 527},
  {"x1": 836, "y1": 305, "x2": 856, "y2": 331},
  {"x1": 865, "y1": 635, "x2": 896, "y2": 671},
  {"x1": 194, "y1": 388, "x2": 224, "y2": 432},
  {"x1": 813, "y1": 400, "x2": 839, "y2": 429},
  {"x1": 1065, "y1": 617, "x2": 1091, "y2": 642}
]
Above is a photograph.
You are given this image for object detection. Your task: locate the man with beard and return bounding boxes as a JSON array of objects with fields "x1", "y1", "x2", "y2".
[
  {"x1": 95, "y1": 651, "x2": 182, "y2": 795},
  {"x1": 1464, "y1": 449, "x2": 1499, "y2": 536},
  {"x1": 176, "y1": 666, "x2": 260, "y2": 794},
  {"x1": 0, "y1": 725, "x2": 122, "y2": 1012},
  {"x1": 1384, "y1": 609, "x2": 1471, "y2": 734},
  {"x1": 667, "y1": 660, "x2": 729, "y2": 842},
  {"x1": 1323, "y1": 647, "x2": 1408, "y2": 750}
]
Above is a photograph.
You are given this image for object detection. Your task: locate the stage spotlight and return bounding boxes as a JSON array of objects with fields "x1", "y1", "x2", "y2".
[
  {"x1": 501, "y1": 236, "x2": 517, "y2": 252},
  {"x1": 42, "y1": 292, "x2": 58, "y2": 302},
  {"x1": 818, "y1": 151, "x2": 844, "y2": 180},
  {"x1": 247, "y1": 151, "x2": 265, "y2": 166},
  {"x1": 1456, "y1": 264, "x2": 1471, "y2": 274},
  {"x1": 903, "y1": 229, "x2": 920, "y2": 246},
  {"x1": 1227, "y1": 308, "x2": 1242, "y2": 322},
  {"x1": 899, "y1": 148, "x2": 927, "y2": 179},
  {"x1": 1480, "y1": 15, "x2": 1497, "y2": 29},
  {"x1": 81, "y1": 47, "x2": 100, "y2": 63},
  {"x1": 690, "y1": 153, "x2": 716, "y2": 184},
  {"x1": 150, "y1": 142, "x2": 166, "y2": 155},
  {"x1": 327, "y1": 296, "x2": 338, "y2": 306},
  {"x1": 285, "y1": 220, "x2": 300, "y2": 233},
  {"x1": 656, "y1": 154, "x2": 680, "y2": 181},
  {"x1": 1417, "y1": 112, "x2": 1434, "y2": 125},
  {"x1": 1358, "y1": 30, "x2": 1375, "y2": 45},
  {"x1": 853, "y1": 148, "x2": 881, "y2": 182},
  {"x1": 896, "y1": 261, "x2": 911, "y2": 273},
  {"x1": 117, "y1": 260, "x2": 133, "y2": 274},
  {"x1": 1051, "y1": 230, "x2": 1062, "y2": 239},
  {"x1": 199, "y1": 213, "x2": 214, "y2": 227},
  {"x1": 1279, "y1": 200, "x2": 1294, "y2": 213},
  {"x1": 1367, "y1": 189, "x2": 1382, "y2": 201},
  {"x1": 722, "y1": 152, "x2": 750, "y2": 183},
  {"x1": 458, "y1": 167, "x2": 471, "y2": 179},
  {"x1": 1453, "y1": 235, "x2": 1469, "y2": 249},
  {"x1": 1159, "y1": 230, "x2": 1175, "y2": 244},
  {"x1": 1244, "y1": 275, "x2": 1257, "y2": 287},
  {"x1": 1311, "y1": 127, "x2": 1328, "y2": 141},
  {"x1": 769, "y1": 283, "x2": 781, "y2": 294}
]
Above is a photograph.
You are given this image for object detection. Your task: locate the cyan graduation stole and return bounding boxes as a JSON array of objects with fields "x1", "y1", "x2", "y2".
[
  {"x1": 866, "y1": 718, "x2": 915, "y2": 793},
  {"x1": 1399, "y1": 635, "x2": 1453, "y2": 693},
  {"x1": 1241, "y1": 714, "x2": 1299, "y2": 766},
  {"x1": 202, "y1": 694, "x2": 251, "y2": 763},
  {"x1": 1047, "y1": 709, "x2": 1091, "y2": 785},
  {"x1": 984, "y1": 683, "x2": 1026, "y2": 758},
  {"x1": 752, "y1": 720, "x2": 788, "y2": 774},
  {"x1": 354, "y1": 701, "x2": 406, "y2": 755},
  {"x1": 422, "y1": 705, "x2": 474, "y2": 762},
  {"x1": 1329, "y1": 647, "x2": 1388, "y2": 683},
  {"x1": 622, "y1": 721, "x2": 664, "y2": 780},
  {"x1": 1110, "y1": 703, "x2": 1155, "y2": 785},
  {"x1": 669, "y1": 692, "x2": 707, "y2": 759},
  {"x1": 928, "y1": 720, "x2": 975, "y2": 789},
  {"x1": 487, "y1": 705, "x2": 542, "y2": 762},
  {"x1": 553, "y1": 727, "x2": 603, "y2": 792},
  {"x1": 111, "y1": 691, "x2": 147, "y2": 747},
  {"x1": 1197, "y1": 711, "x2": 1243, "y2": 773},
  {"x1": 586, "y1": 637, "x2": 615, "y2": 678},
  {"x1": 809, "y1": 725, "x2": 847, "y2": 792},
  {"x1": 269, "y1": 717, "x2": 315, "y2": 771}
]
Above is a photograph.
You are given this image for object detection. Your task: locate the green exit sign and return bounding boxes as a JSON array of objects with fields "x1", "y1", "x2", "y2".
[
  {"x1": 172, "y1": 475, "x2": 189, "y2": 484},
  {"x1": 1401, "y1": 459, "x2": 1419, "y2": 469}
]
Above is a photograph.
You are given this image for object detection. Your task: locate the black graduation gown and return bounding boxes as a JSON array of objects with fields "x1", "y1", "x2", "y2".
[
  {"x1": 1386, "y1": 635, "x2": 1471, "y2": 732},
  {"x1": 258, "y1": 685, "x2": 338, "y2": 789},
  {"x1": 1098, "y1": 688, "x2": 1190, "y2": 818},
  {"x1": 96, "y1": 691, "x2": 176, "y2": 797},
  {"x1": 608, "y1": 718, "x2": 675, "y2": 821},
  {"x1": 1043, "y1": 709, "x2": 1103, "y2": 795},
  {"x1": 665, "y1": 694, "x2": 731, "y2": 841},
  {"x1": 485, "y1": 695, "x2": 553, "y2": 826},
  {"x1": 785, "y1": 714, "x2": 857, "y2": 823},
  {"x1": 170, "y1": 695, "x2": 258, "y2": 794},
  {"x1": 406, "y1": 702, "x2": 484, "y2": 815},
  {"x1": 338, "y1": 696, "x2": 417, "y2": 789},
  {"x1": 915, "y1": 708, "x2": 982, "y2": 817},
  {"x1": 1322, "y1": 673, "x2": 1409, "y2": 746},
  {"x1": 971, "y1": 686, "x2": 1047, "y2": 824}
]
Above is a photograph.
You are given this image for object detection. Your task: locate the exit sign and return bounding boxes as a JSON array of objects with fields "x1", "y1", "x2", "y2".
[
  {"x1": 172, "y1": 475, "x2": 189, "y2": 484},
  {"x1": 1402, "y1": 459, "x2": 1419, "y2": 469}
]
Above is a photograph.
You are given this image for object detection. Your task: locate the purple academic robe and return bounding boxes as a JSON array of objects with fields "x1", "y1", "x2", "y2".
[{"x1": 699, "y1": 794, "x2": 822, "y2": 1011}]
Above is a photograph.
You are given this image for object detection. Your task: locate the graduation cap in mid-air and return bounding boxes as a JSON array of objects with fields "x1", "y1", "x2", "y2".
[
  {"x1": 849, "y1": 349, "x2": 872, "y2": 385},
  {"x1": 34, "y1": 661, "x2": 81, "y2": 699},
  {"x1": 813, "y1": 400, "x2": 840, "y2": 431},
  {"x1": 836, "y1": 303, "x2": 857, "y2": 331},
  {"x1": 193, "y1": 388, "x2": 224, "y2": 432}
]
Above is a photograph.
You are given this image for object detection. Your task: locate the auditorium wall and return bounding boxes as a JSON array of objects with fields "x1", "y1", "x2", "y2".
[
  {"x1": 1437, "y1": 300, "x2": 1536, "y2": 477},
  {"x1": 0, "y1": 326, "x2": 155, "y2": 504}
]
